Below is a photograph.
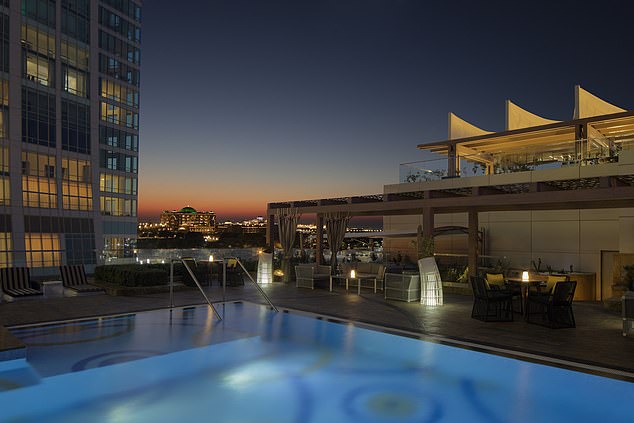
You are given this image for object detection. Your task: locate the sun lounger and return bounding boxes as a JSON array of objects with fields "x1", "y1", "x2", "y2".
[
  {"x1": 59, "y1": 265, "x2": 104, "y2": 293},
  {"x1": 0, "y1": 267, "x2": 43, "y2": 298}
]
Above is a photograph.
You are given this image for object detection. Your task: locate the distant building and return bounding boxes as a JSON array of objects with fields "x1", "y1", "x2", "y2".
[{"x1": 160, "y1": 206, "x2": 216, "y2": 233}]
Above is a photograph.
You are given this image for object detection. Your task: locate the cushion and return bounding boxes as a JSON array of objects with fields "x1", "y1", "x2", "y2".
[{"x1": 486, "y1": 273, "x2": 505, "y2": 287}]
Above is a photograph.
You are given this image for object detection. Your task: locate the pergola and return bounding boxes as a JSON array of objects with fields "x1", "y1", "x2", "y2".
[{"x1": 266, "y1": 86, "x2": 634, "y2": 278}]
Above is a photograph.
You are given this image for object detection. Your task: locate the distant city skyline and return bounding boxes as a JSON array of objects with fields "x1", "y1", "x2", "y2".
[{"x1": 138, "y1": 0, "x2": 634, "y2": 219}]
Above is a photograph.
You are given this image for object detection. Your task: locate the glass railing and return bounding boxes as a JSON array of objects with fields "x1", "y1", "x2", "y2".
[{"x1": 400, "y1": 137, "x2": 634, "y2": 183}]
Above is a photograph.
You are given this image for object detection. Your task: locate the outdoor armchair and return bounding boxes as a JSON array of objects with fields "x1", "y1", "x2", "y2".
[
  {"x1": 526, "y1": 281, "x2": 576, "y2": 328},
  {"x1": 470, "y1": 276, "x2": 514, "y2": 322}
]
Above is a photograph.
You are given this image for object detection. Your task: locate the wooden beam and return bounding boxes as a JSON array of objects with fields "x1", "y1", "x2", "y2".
[
  {"x1": 315, "y1": 214, "x2": 324, "y2": 265},
  {"x1": 266, "y1": 213, "x2": 275, "y2": 251},
  {"x1": 468, "y1": 210, "x2": 479, "y2": 279}
]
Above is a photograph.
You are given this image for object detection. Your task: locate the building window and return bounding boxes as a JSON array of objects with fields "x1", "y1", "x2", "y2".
[
  {"x1": 99, "y1": 125, "x2": 138, "y2": 151},
  {"x1": 0, "y1": 79, "x2": 8, "y2": 140},
  {"x1": 65, "y1": 233, "x2": 96, "y2": 264},
  {"x1": 61, "y1": 99, "x2": 90, "y2": 153},
  {"x1": 100, "y1": 149, "x2": 137, "y2": 173},
  {"x1": 21, "y1": 23, "x2": 56, "y2": 58},
  {"x1": 22, "y1": 87, "x2": 56, "y2": 147},
  {"x1": 22, "y1": 0, "x2": 56, "y2": 28},
  {"x1": 100, "y1": 195, "x2": 136, "y2": 217},
  {"x1": 0, "y1": 146, "x2": 9, "y2": 206},
  {"x1": 101, "y1": 0, "x2": 141, "y2": 24},
  {"x1": 100, "y1": 78, "x2": 138, "y2": 108},
  {"x1": 99, "y1": 30, "x2": 140, "y2": 65},
  {"x1": 62, "y1": 65, "x2": 88, "y2": 97},
  {"x1": 22, "y1": 151, "x2": 57, "y2": 208},
  {"x1": 0, "y1": 232, "x2": 12, "y2": 268},
  {"x1": 60, "y1": 39, "x2": 89, "y2": 70},
  {"x1": 99, "y1": 54, "x2": 139, "y2": 86},
  {"x1": 100, "y1": 172, "x2": 136, "y2": 195},
  {"x1": 0, "y1": 13, "x2": 8, "y2": 73},
  {"x1": 21, "y1": 23, "x2": 56, "y2": 87},
  {"x1": 61, "y1": 0, "x2": 90, "y2": 43},
  {"x1": 24, "y1": 52, "x2": 55, "y2": 87},
  {"x1": 100, "y1": 101, "x2": 138, "y2": 129},
  {"x1": 99, "y1": 6, "x2": 140, "y2": 43},
  {"x1": 62, "y1": 158, "x2": 92, "y2": 211},
  {"x1": 25, "y1": 233, "x2": 62, "y2": 267},
  {"x1": 103, "y1": 236, "x2": 135, "y2": 262}
]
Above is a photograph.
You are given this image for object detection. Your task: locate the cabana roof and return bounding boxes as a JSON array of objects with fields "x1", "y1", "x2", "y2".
[{"x1": 418, "y1": 86, "x2": 633, "y2": 160}]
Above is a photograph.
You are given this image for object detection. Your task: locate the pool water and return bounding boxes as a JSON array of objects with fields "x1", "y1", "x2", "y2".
[{"x1": 1, "y1": 302, "x2": 633, "y2": 422}]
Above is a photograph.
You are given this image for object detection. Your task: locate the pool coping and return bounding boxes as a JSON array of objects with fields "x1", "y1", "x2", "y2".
[{"x1": 6, "y1": 300, "x2": 634, "y2": 383}]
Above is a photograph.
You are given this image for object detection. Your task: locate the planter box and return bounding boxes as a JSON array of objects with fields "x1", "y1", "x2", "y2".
[{"x1": 623, "y1": 291, "x2": 634, "y2": 337}]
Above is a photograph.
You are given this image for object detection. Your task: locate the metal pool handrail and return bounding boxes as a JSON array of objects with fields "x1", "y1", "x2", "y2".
[
  {"x1": 170, "y1": 258, "x2": 222, "y2": 321},
  {"x1": 224, "y1": 257, "x2": 278, "y2": 312}
]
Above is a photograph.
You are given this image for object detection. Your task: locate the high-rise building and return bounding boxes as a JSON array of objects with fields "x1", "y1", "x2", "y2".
[{"x1": 0, "y1": 0, "x2": 141, "y2": 275}]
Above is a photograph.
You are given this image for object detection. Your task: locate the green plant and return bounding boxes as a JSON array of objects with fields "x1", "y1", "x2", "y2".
[
  {"x1": 492, "y1": 257, "x2": 511, "y2": 275},
  {"x1": 95, "y1": 265, "x2": 168, "y2": 287},
  {"x1": 624, "y1": 265, "x2": 634, "y2": 290}
]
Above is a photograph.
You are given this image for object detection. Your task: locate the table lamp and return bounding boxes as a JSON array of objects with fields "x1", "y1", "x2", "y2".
[{"x1": 522, "y1": 271, "x2": 529, "y2": 282}]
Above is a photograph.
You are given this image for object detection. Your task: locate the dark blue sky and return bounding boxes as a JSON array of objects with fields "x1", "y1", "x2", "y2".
[{"x1": 138, "y1": 0, "x2": 634, "y2": 219}]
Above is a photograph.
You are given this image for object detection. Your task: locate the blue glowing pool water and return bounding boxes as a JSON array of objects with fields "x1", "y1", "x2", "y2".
[{"x1": 1, "y1": 302, "x2": 633, "y2": 422}]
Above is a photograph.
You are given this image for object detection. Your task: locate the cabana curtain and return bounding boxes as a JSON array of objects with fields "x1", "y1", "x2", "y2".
[
  {"x1": 324, "y1": 212, "x2": 350, "y2": 275},
  {"x1": 276, "y1": 208, "x2": 300, "y2": 282}
]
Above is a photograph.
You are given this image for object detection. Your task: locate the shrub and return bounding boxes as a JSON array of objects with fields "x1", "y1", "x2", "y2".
[{"x1": 94, "y1": 264, "x2": 168, "y2": 287}]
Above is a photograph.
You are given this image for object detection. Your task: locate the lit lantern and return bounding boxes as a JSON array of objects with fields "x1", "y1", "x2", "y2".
[
  {"x1": 257, "y1": 252, "x2": 273, "y2": 284},
  {"x1": 209, "y1": 254, "x2": 214, "y2": 262},
  {"x1": 350, "y1": 269, "x2": 356, "y2": 279},
  {"x1": 522, "y1": 271, "x2": 529, "y2": 282}
]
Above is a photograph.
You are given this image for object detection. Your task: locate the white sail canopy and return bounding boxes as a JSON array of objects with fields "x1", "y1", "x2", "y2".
[
  {"x1": 448, "y1": 112, "x2": 492, "y2": 140},
  {"x1": 505, "y1": 100, "x2": 560, "y2": 131},
  {"x1": 574, "y1": 86, "x2": 626, "y2": 119}
]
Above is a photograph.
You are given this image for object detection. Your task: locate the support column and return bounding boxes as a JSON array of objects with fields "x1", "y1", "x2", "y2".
[
  {"x1": 447, "y1": 144, "x2": 458, "y2": 177},
  {"x1": 422, "y1": 207, "x2": 434, "y2": 238},
  {"x1": 315, "y1": 214, "x2": 324, "y2": 264},
  {"x1": 266, "y1": 212, "x2": 275, "y2": 252},
  {"x1": 575, "y1": 123, "x2": 587, "y2": 161},
  {"x1": 468, "y1": 210, "x2": 479, "y2": 279}
]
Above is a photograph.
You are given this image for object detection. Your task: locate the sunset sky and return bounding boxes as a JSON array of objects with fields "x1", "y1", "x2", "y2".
[{"x1": 138, "y1": 0, "x2": 634, "y2": 220}]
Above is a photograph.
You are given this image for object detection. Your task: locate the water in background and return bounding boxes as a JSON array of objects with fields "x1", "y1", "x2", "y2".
[
  {"x1": 136, "y1": 248, "x2": 384, "y2": 265},
  {"x1": 136, "y1": 248, "x2": 260, "y2": 264}
]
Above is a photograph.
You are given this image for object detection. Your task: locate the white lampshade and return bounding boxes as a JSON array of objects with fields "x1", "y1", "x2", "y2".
[
  {"x1": 522, "y1": 271, "x2": 529, "y2": 282},
  {"x1": 350, "y1": 269, "x2": 356, "y2": 279},
  {"x1": 209, "y1": 254, "x2": 214, "y2": 262}
]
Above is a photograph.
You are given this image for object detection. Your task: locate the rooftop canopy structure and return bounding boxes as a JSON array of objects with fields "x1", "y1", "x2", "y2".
[
  {"x1": 267, "y1": 86, "x2": 634, "y2": 285},
  {"x1": 413, "y1": 86, "x2": 633, "y2": 179}
]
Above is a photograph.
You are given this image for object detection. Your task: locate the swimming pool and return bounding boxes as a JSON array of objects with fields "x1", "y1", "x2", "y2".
[{"x1": 1, "y1": 301, "x2": 633, "y2": 422}]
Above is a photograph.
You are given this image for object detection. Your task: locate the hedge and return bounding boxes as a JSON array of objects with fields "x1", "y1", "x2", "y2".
[{"x1": 94, "y1": 264, "x2": 168, "y2": 287}]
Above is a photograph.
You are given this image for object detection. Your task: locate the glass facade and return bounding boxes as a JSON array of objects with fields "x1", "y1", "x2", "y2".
[
  {"x1": 21, "y1": 87, "x2": 56, "y2": 147},
  {"x1": 99, "y1": 125, "x2": 138, "y2": 151},
  {"x1": 62, "y1": 157, "x2": 92, "y2": 211},
  {"x1": 61, "y1": 99, "x2": 90, "y2": 153},
  {"x1": 61, "y1": 0, "x2": 90, "y2": 43},
  {"x1": 22, "y1": 151, "x2": 57, "y2": 208},
  {"x1": 21, "y1": 23, "x2": 56, "y2": 87},
  {"x1": 24, "y1": 233, "x2": 62, "y2": 267},
  {"x1": 0, "y1": 0, "x2": 141, "y2": 270},
  {"x1": 98, "y1": 0, "x2": 140, "y2": 262},
  {"x1": 0, "y1": 13, "x2": 8, "y2": 73}
]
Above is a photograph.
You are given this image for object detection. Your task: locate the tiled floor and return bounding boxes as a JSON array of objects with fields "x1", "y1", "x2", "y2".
[{"x1": 1, "y1": 282, "x2": 633, "y2": 374}]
